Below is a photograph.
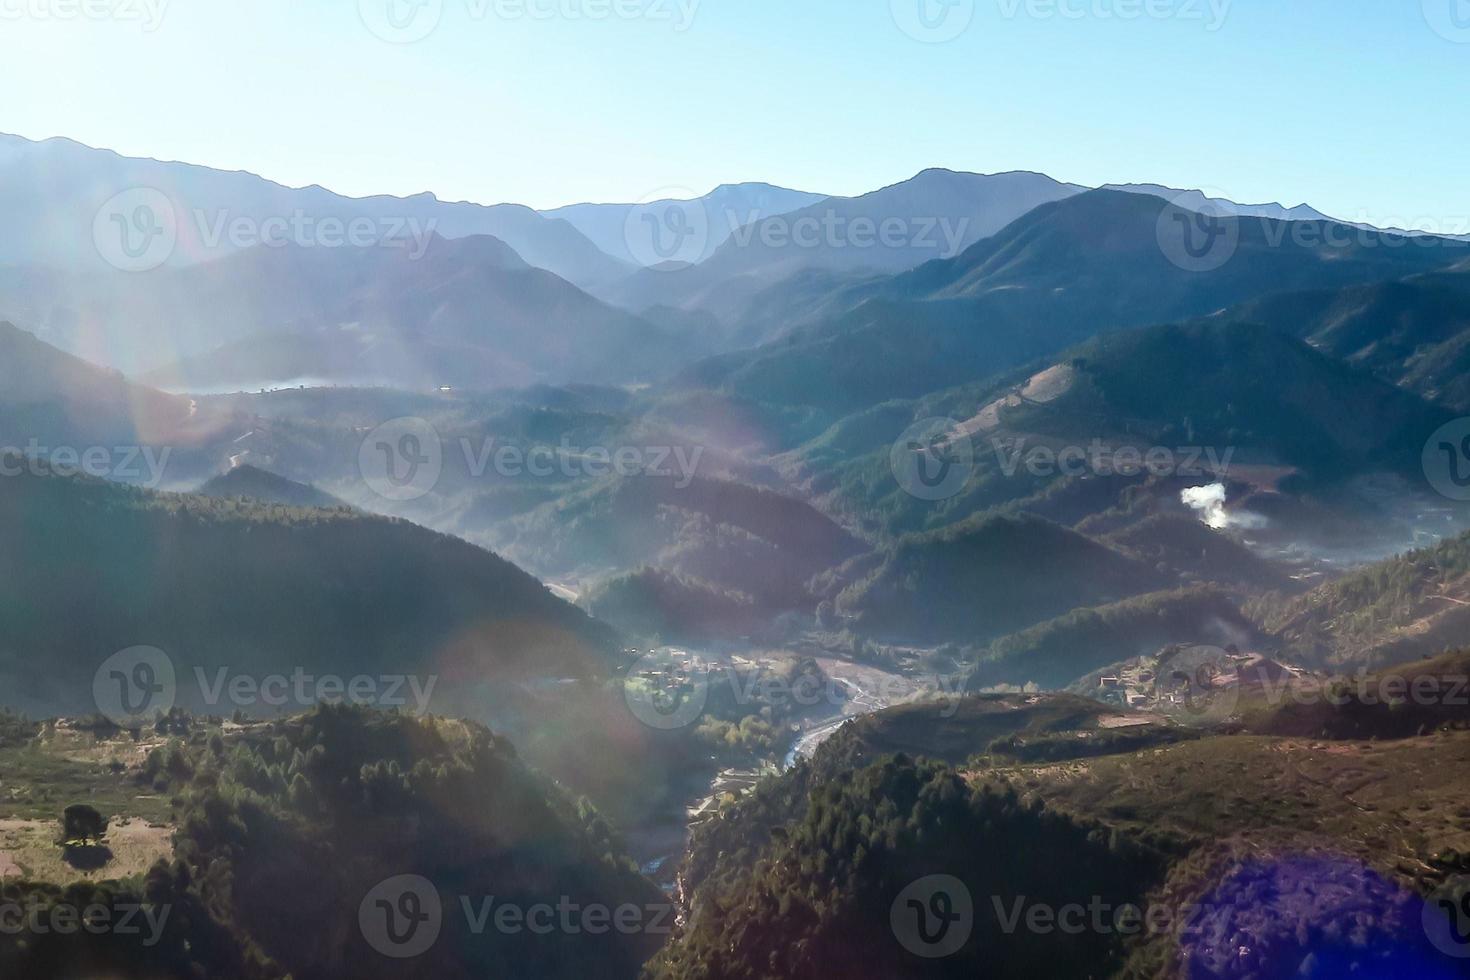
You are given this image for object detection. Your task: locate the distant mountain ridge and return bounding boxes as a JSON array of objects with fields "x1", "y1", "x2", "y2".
[
  {"x1": 678, "y1": 189, "x2": 1470, "y2": 422},
  {"x1": 3, "y1": 234, "x2": 699, "y2": 389},
  {"x1": 10, "y1": 132, "x2": 1457, "y2": 394},
  {"x1": 1105, "y1": 183, "x2": 1470, "y2": 242},
  {"x1": 1103, "y1": 183, "x2": 1338, "y2": 223},
  {"x1": 542, "y1": 182, "x2": 827, "y2": 265},
  {"x1": 0, "y1": 132, "x2": 630, "y2": 290},
  {"x1": 594, "y1": 169, "x2": 1086, "y2": 326},
  {"x1": 7, "y1": 131, "x2": 1442, "y2": 298},
  {"x1": 593, "y1": 172, "x2": 1444, "y2": 336}
]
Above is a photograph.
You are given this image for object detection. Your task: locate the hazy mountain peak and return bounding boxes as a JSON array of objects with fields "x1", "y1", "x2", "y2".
[
  {"x1": 0, "y1": 131, "x2": 629, "y2": 289},
  {"x1": 541, "y1": 182, "x2": 826, "y2": 266},
  {"x1": 1102, "y1": 182, "x2": 1336, "y2": 223},
  {"x1": 197, "y1": 463, "x2": 346, "y2": 510},
  {"x1": 707, "y1": 180, "x2": 807, "y2": 195},
  {"x1": 593, "y1": 167, "x2": 1086, "y2": 324}
]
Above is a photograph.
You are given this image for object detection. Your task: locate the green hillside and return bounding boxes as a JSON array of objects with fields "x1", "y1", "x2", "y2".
[
  {"x1": 834, "y1": 513, "x2": 1165, "y2": 643},
  {"x1": 197, "y1": 463, "x2": 346, "y2": 509},
  {"x1": 0, "y1": 705, "x2": 664, "y2": 980},
  {"x1": 975, "y1": 586, "x2": 1265, "y2": 689},
  {"x1": 1224, "y1": 271, "x2": 1470, "y2": 410},
  {"x1": 1255, "y1": 529, "x2": 1470, "y2": 668},
  {"x1": 0, "y1": 463, "x2": 618, "y2": 720}
]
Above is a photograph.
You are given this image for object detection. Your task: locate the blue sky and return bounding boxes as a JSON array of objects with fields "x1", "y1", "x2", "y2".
[{"x1": 1, "y1": 0, "x2": 1466, "y2": 223}]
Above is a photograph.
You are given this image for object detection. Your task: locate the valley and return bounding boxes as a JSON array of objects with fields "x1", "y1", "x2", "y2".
[{"x1": 5, "y1": 115, "x2": 1470, "y2": 977}]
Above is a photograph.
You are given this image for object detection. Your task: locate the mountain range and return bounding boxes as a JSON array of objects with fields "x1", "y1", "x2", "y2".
[
  {"x1": 10, "y1": 131, "x2": 1470, "y2": 978},
  {"x1": 592, "y1": 169, "x2": 1086, "y2": 336},
  {"x1": 0, "y1": 132, "x2": 629, "y2": 288},
  {"x1": 10, "y1": 133, "x2": 1467, "y2": 402},
  {"x1": 2, "y1": 233, "x2": 700, "y2": 389},
  {"x1": 542, "y1": 182, "x2": 827, "y2": 265},
  {"x1": 675, "y1": 189, "x2": 1470, "y2": 430}
]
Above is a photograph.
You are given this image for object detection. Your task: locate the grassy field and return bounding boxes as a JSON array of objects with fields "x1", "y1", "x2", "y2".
[
  {"x1": 0, "y1": 725, "x2": 177, "y2": 885},
  {"x1": 985, "y1": 730, "x2": 1470, "y2": 883},
  {"x1": 829, "y1": 692, "x2": 1191, "y2": 765},
  {"x1": 0, "y1": 817, "x2": 173, "y2": 882},
  {"x1": 0, "y1": 741, "x2": 174, "y2": 823},
  {"x1": 964, "y1": 730, "x2": 1470, "y2": 976}
]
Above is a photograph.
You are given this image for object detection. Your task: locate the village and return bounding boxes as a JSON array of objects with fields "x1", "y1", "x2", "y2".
[{"x1": 1091, "y1": 644, "x2": 1311, "y2": 717}]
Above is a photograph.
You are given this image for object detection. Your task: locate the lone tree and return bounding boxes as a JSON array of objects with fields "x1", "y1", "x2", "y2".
[{"x1": 62, "y1": 804, "x2": 108, "y2": 845}]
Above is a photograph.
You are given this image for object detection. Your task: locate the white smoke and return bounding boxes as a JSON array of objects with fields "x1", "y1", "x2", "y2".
[
  {"x1": 1181, "y1": 483, "x2": 1230, "y2": 528},
  {"x1": 1181, "y1": 483, "x2": 1266, "y2": 530}
]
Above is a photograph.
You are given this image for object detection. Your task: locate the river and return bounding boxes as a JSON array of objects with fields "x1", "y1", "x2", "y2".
[{"x1": 630, "y1": 653, "x2": 916, "y2": 891}]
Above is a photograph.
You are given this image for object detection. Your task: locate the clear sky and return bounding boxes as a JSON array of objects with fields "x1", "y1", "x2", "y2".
[{"x1": 1, "y1": 0, "x2": 1466, "y2": 224}]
